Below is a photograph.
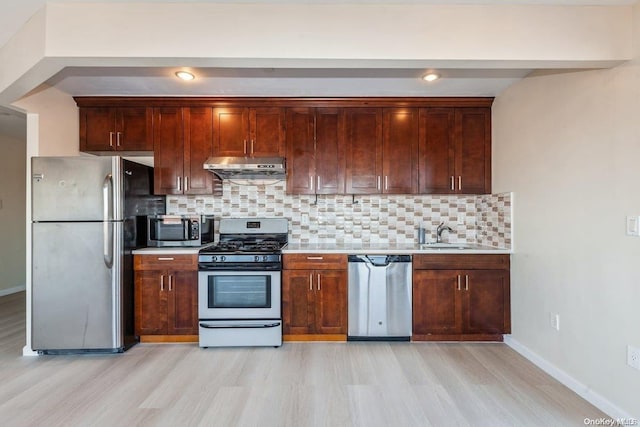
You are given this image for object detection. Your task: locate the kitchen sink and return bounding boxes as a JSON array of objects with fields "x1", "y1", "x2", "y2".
[{"x1": 421, "y1": 242, "x2": 483, "y2": 250}]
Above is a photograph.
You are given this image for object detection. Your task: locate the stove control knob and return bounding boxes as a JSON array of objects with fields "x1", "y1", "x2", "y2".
[
  {"x1": 262, "y1": 256, "x2": 268, "y2": 262},
  {"x1": 254, "y1": 255, "x2": 260, "y2": 262},
  {"x1": 211, "y1": 256, "x2": 217, "y2": 262},
  {"x1": 220, "y1": 256, "x2": 226, "y2": 262}
]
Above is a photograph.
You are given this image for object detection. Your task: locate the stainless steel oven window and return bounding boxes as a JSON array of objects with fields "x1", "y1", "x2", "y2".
[{"x1": 208, "y1": 275, "x2": 272, "y2": 309}]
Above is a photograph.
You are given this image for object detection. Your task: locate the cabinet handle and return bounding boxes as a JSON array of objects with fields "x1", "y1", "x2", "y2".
[
  {"x1": 109, "y1": 132, "x2": 115, "y2": 147},
  {"x1": 317, "y1": 176, "x2": 320, "y2": 190},
  {"x1": 458, "y1": 176, "x2": 462, "y2": 191},
  {"x1": 317, "y1": 273, "x2": 321, "y2": 291},
  {"x1": 465, "y1": 275, "x2": 469, "y2": 291},
  {"x1": 184, "y1": 176, "x2": 189, "y2": 192},
  {"x1": 116, "y1": 132, "x2": 122, "y2": 147},
  {"x1": 157, "y1": 257, "x2": 175, "y2": 261},
  {"x1": 306, "y1": 256, "x2": 324, "y2": 260},
  {"x1": 177, "y1": 176, "x2": 181, "y2": 192},
  {"x1": 450, "y1": 176, "x2": 455, "y2": 191},
  {"x1": 310, "y1": 175, "x2": 314, "y2": 192},
  {"x1": 243, "y1": 140, "x2": 247, "y2": 154},
  {"x1": 309, "y1": 273, "x2": 313, "y2": 291},
  {"x1": 457, "y1": 275, "x2": 461, "y2": 291},
  {"x1": 169, "y1": 275, "x2": 173, "y2": 291},
  {"x1": 384, "y1": 176, "x2": 388, "y2": 190},
  {"x1": 251, "y1": 140, "x2": 255, "y2": 154},
  {"x1": 160, "y1": 275, "x2": 165, "y2": 291},
  {"x1": 377, "y1": 176, "x2": 381, "y2": 191}
]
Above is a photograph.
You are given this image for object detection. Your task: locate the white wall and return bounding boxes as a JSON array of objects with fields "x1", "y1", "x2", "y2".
[
  {"x1": 492, "y1": 7, "x2": 640, "y2": 418},
  {"x1": 13, "y1": 85, "x2": 79, "y2": 155},
  {"x1": 0, "y1": 132, "x2": 26, "y2": 296}
]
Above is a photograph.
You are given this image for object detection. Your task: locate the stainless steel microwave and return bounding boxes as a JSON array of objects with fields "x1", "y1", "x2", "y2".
[{"x1": 147, "y1": 215, "x2": 214, "y2": 247}]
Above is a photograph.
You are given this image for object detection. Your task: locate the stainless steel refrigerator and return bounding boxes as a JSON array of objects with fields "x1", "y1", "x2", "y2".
[{"x1": 31, "y1": 156, "x2": 165, "y2": 353}]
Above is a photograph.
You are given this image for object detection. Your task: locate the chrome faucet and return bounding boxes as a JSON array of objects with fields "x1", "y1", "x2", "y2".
[{"x1": 436, "y1": 222, "x2": 453, "y2": 243}]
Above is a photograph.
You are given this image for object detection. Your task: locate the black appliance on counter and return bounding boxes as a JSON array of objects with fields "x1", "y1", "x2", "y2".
[
  {"x1": 198, "y1": 217, "x2": 288, "y2": 348},
  {"x1": 147, "y1": 214, "x2": 214, "y2": 247}
]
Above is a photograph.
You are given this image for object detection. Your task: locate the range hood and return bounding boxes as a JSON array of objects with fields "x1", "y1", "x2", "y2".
[{"x1": 203, "y1": 156, "x2": 286, "y2": 180}]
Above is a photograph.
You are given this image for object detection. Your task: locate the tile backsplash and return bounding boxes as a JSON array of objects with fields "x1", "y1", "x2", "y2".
[{"x1": 167, "y1": 181, "x2": 511, "y2": 248}]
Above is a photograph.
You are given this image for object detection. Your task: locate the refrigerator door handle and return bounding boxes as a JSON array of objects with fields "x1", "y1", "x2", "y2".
[{"x1": 103, "y1": 173, "x2": 114, "y2": 269}]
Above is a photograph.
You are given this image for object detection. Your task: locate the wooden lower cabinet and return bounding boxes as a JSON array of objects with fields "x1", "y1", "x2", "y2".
[
  {"x1": 282, "y1": 254, "x2": 348, "y2": 340},
  {"x1": 412, "y1": 255, "x2": 510, "y2": 341},
  {"x1": 134, "y1": 254, "x2": 199, "y2": 341}
]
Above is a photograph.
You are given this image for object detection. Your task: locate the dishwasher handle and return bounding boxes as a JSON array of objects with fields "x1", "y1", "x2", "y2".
[{"x1": 347, "y1": 254, "x2": 412, "y2": 266}]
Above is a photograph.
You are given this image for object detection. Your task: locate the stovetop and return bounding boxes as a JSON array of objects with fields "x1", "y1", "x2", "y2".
[
  {"x1": 198, "y1": 218, "x2": 288, "y2": 269},
  {"x1": 201, "y1": 239, "x2": 287, "y2": 255}
]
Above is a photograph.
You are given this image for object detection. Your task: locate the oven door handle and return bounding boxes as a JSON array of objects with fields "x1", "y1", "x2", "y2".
[{"x1": 199, "y1": 322, "x2": 281, "y2": 329}]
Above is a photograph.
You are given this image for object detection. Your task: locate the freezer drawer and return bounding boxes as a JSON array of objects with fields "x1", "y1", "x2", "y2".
[{"x1": 348, "y1": 255, "x2": 412, "y2": 340}]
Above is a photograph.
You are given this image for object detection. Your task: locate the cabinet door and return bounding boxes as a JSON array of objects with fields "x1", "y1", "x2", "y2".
[
  {"x1": 412, "y1": 270, "x2": 462, "y2": 336},
  {"x1": 213, "y1": 107, "x2": 249, "y2": 156},
  {"x1": 455, "y1": 108, "x2": 491, "y2": 194},
  {"x1": 116, "y1": 107, "x2": 152, "y2": 152},
  {"x1": 382, "y1": 108, "x2": 418, "y2": 193},
  {"x1": 314, "y1": 270, "x2": 347, "y2": 335},
  {"x1": 184, "y1": 107, "x2": 215, "y2": 194},
  {"x1": 167, "y1": 271, "x2": 198, "y2": 335},
  {"x1": 315, "y1": 108, "x2": 345, "y2": 194},
  {"x1": 135, "y1": 271, "x2": 168, "y2": 335},
  {"x1": 419, "y1": 108, "x2": 455, "y2": 194},
  {"x1": 80, "y1": 107, "x2": 116, "y2": 152},
  {"x1": 153, "y1": 107, "x2": 185, "y2": 195},
  {"x1": 462, "y1": 270, "x2": 509, "y2": 334},
  {"x1": 345, "y1": 108, "x2": 383, "y2": 194},
  {"x1": 285, "y1": 108, "x2": 315, "y2": 194},
  {"x1": 282, "y1": 270, "x2": 315, "y2": 335},
  {"x1": 250, "y1": 107, "x2": 285, "y2": 156}
]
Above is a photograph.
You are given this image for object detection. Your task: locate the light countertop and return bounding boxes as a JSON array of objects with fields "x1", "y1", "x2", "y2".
[
  {"x1": 283, "y1": 243, "x2": 511, "y2": 255},
  {"x1": 132, "y1": 243, "x2": 510, "y2": 255}
]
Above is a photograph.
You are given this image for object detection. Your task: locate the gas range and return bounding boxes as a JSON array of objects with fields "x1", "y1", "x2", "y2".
[{"x1": 197, "y1": 217, "x2": 288, "y2": 348}]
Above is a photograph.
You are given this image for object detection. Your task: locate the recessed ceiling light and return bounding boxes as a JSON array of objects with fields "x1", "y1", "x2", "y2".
[
  {"x1": 175, "y1": 71, "x2": 195, "y2": 81},
  {"x1": 422, "y1": 73, "x2": 440, "y2": 82}
]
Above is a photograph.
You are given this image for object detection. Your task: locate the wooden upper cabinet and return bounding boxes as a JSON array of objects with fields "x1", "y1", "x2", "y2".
[
  {"x1": 286, "y1": 108, "x2": 315, "y2": 194},
  {"x1": 153, "y1": 107, "x2": 184, "y2": 195},
  {"x1": 419, "y1": 108, "x2": 455, "y2": 194},
  {"x1": 213, "y1": 107, "x2": 248, "y2": 156},
  {"x1": 214, "y1": 107, "x2": 284, "y2": 157},
  {"x1": 286, "y1": 108, "x2": 345, "y2": 195},
  {"x1": 80, "y1": 107, "x2": 152, "y2": 153},
  {"x1": 455, "y1": 108, "x2": 491, "y2": 194},
  {"x1": 345, "y1": 108, "x2": 383, "y2": 194},
  {"x1": 315, "y1": 108, "x2": 345, "y2": 194},
  {"x1": 183, "y1": 108, "x2": 216, "y2": 194},
  {"x1": 419, "y1": 107, "x2": 491, "y2": 195},
  {"x1": 250, "y1": 107, "x2": 285, "y2": 157},
  {"x1": 154, "y1": 107, "x2": 217, "y2": 195},
  {"x1": 382, "y1": 108, "x2": 419, "y2": 193}
]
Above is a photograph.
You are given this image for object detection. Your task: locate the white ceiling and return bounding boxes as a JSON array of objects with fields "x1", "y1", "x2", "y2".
[{"x1": 0, "y1": 0, "x2": 636, "y2": 139}]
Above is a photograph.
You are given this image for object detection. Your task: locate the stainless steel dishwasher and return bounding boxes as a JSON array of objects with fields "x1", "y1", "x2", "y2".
[{"x1": 347, "y1": 255, "x2": 412, "y2": 341}]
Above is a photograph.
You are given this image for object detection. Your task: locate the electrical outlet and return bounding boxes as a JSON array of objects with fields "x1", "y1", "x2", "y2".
[
  {"x1": 301, "y1": 214, "x2": 309, "y2": 226},
  {"x1": 627, "y1": 345, "x2": 640, "y2": 370},
  {"x1": 457, "y1": 214, "x2": 465, "y2": 225},
  {"x1": 549, "y1": 313, "x2": 560, "y2": 331}
]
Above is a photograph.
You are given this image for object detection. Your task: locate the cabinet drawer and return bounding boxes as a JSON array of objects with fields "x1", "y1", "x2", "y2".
[
  {"x1": 284, "y1": 254, "x2": 347, "y2": 270},
  {"x1": 413, "y1": 254, "x2": 509, "y2": 270},
  {"x1": 134, "y1": 254, "x2": 198, "y2": 271}
]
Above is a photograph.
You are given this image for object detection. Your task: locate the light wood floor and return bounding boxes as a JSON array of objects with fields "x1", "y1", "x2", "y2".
[{"x1": 0, "y1": 292, "x2": 606, "y2": 427}]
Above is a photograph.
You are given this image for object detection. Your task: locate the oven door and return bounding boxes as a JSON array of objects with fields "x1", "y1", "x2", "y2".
[{"x1": 198, "y1": 270, "x2": 281, "y2": 320}]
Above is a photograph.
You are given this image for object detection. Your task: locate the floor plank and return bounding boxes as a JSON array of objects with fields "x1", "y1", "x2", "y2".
[{"x1": 0, "y1": 292, "x2": 608, "y2": 426}]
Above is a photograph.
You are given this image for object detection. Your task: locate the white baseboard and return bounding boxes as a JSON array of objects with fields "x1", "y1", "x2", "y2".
[
  {"x1": 0, "y1": 285, "x2": 26, "y2": 297},
  {"x1": 22, "y1": 346, "x2": 38, "y2": 357},
  {"x1": 504, "y1": 336, "x2": 635, "y2": 420}
]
